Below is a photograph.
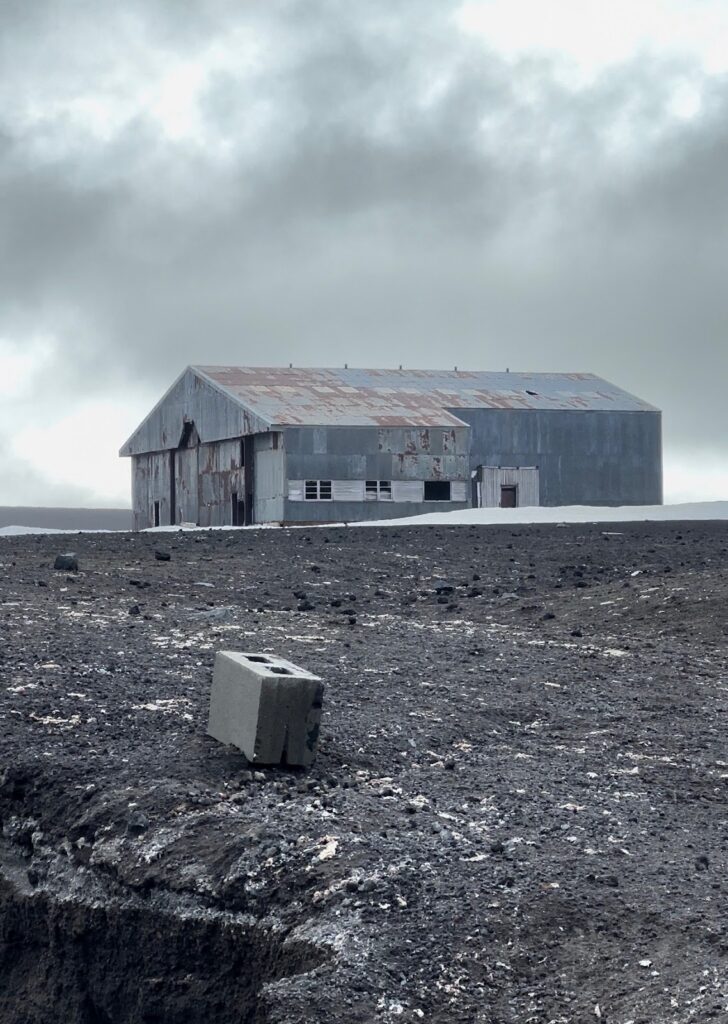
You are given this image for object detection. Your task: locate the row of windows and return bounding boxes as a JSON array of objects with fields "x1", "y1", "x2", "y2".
[
  {"x1": 305, "y1": 480, "x2": 395, "y2": 501},
  {"x1": 300, "y1": 479, "x2": 457, "y2": 501}
]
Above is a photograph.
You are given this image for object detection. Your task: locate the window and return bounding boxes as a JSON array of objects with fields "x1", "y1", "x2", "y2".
[
  {"x1": 153, "y1": 501, "x2": 160, "y2": 527},
  {"x1": 424, "y1": 480, "x2": 451, "y2": 501},
  {"x1": 364, "y1": 479, "x2": 393, "y2": 499},
  {"x1": 365, "y1": 480, "x2": 392, "y2": 501},
  {"x1": 304, "y1": 480, "x2": 333, "y2": 501}
]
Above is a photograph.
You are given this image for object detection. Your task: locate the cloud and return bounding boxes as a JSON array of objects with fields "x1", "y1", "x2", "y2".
[{"x1": 0, "y1": 0, "x2": 726, "y2": 502}]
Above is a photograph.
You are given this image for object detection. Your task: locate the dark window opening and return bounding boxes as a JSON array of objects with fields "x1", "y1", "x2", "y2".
[
  {"x1": 245, "y1": 655, "x2": 270, "y2": 663},
  {"x1": 424, "y1": 480, "x2": 451, "y2": 501},
  {"x1": 153, "y1": 501, "x2": 160, "y2": 527},
  {"x1": 270, "y1": 666, "x2": 293, "y2": 675},
  {"x1": 365, "y1": 480, "x2": 378, "y2": 500},
  {"x1": 319, "y1": 480, "x2": 332, "y2": 500},
  {"x1": 305, "y1": 480, "x2": 318, "y2": 500},
  {"x1": 379, "y1": 480, "x2": 392, "y2": 500},
  {"x1": 271, "y1": 432, "x2": 280, "y2": 450},
  {"x1": 500, "y1": 485, "x2": 518, "y2": 508},
  {"x1": 231, "y1": 491, "x2": 245, "y2": 526},
  {"x1": 179, "y1": 420, "x2": 197, "y2": 448}
]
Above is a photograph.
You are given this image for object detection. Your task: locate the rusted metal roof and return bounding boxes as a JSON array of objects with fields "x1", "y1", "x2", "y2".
[{"x1": 193, "y1": 366, "x2": 658, "y2": 427}]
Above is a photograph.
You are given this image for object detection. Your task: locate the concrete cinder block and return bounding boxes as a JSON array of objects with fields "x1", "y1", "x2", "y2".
[{"x1": 207, "y1": 652, "x2": 323, "y2": 767}]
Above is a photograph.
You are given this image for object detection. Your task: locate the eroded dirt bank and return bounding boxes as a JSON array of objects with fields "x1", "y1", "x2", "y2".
[{"x1": 0, "y1": 521, "x2": 726, "y2": 1022}]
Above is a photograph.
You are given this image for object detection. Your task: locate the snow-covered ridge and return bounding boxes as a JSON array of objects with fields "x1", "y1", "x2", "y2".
[{"x1": 1, "y1": 501, "x2": 728, "y2": 537}]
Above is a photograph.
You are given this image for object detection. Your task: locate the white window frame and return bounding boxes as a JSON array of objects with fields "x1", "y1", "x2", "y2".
[
  {"x1": 304, "y1": 480, "x2": 333, "y2": 501},
  {"x1": 365, "y1": 480, "x2": 393, "y2": 501}
]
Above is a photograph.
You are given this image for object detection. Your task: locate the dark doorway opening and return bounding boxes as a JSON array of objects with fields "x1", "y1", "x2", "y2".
[
  {"x1": 153, "y1": 501, "x2": 160, "y2": 528},
  {"x1": 424, "y1": 480, "x2": 451, "y2": 502},
  {"x1": 231, "y1": 491, "x2": 245, "y2": 526},
  {"x1": 500, "y1": 485, "x2": 517, "y2": 508}
]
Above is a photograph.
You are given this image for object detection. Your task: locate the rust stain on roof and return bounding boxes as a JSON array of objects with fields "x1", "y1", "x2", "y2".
[{"x1": 194, "y1": 366, "x2": 657, "y2": 427}]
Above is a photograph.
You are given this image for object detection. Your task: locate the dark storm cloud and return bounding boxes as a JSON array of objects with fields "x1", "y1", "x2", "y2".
[{"x1": 0, "y1": 0, "x2": 726, "y2": 470}]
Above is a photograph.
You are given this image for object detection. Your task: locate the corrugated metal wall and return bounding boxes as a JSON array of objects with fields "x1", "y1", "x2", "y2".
[
  {"x1": 282, "y1": 424, "x2": 471, "y2": 522},
  {"x1": 198, "y1": 439, "x2": 245, "y2": 527},
  {"x1": 253, "y1": 434, "x2": 285, "y2": 523},
  {"x1": 457, "y1": 408, "x2": 662, "y2": 506},
  {"x1": 132, "y1": 438, "x2": 246, "y2": 529},
  {"x1": 121, "y1": 367, "x2": 268, "y2": 457},
  {"x1": 131, "y1": 452, "x2": 172, "y2": 530},
  {"x1": 479, "y1": 467, "x2": 540, "y2": 507}
]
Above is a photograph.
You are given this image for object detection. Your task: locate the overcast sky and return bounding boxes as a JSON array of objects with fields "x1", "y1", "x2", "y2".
[{"x1": 1, "y1": 0, "x2": 726, "y2": 506}]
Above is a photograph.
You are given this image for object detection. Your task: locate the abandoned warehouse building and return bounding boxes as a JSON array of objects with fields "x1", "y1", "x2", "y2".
[{"x1": 120, "y1": 366, "x2": 663, "y2": 529}]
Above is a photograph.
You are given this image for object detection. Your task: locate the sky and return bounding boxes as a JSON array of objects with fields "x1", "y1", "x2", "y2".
[{"x1": 1, "y1": 0, "x2": 726, "y2": 507}]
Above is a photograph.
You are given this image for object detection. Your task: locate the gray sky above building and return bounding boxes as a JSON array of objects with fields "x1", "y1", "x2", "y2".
[{"x1": 1, "y1": 0, "x2": 726, "y2": 505}]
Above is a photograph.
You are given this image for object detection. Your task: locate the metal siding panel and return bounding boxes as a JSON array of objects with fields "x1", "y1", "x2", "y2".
[
  {"x1": 286, "y1": 454, "x2": 367, "y2": 479},
  {"x1": 121, "y1": 367, "x2": 270, "y2": 457},
  {"x1": 176, "y1": 446, "x2": 199, "y2": 523},
  {"x1": 391, "y1": 480, "x2": 424, "y2": 502},
  {"x1": 196, "y1": 439, "x2": 244, "y2": 527},
  {"x1": 254, "y1": 440, "x2": 285, "y2": 522},
  {"x1": 464, "y1": 408, "x2": 661, "y2": 507},
  {"x1": 332, "y1": 480, "x2": 365, "y2": 501}
]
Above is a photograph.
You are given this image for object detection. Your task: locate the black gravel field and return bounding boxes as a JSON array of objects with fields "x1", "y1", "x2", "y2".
[{"x1": 0, "y1": 521, "x2": 726, "y2": 1024}]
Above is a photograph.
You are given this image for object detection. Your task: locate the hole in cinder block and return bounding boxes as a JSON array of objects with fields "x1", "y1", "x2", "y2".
[
  {"x1": 269, "y1": 666, "x2": 293, "y2": 676},
  {"x1": 245, "y1": 655, "x2": 270, "y2": 663}
]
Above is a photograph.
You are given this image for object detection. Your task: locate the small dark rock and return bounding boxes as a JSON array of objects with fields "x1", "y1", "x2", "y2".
[
  {"x1": 154, "y1": 550, "x2": 171, "y2": 562},
  {"x1": 54, "y1": 553, "x2": 78, "y2": 572},
  {"x1": 128, "y1": 605, "x2": 141, "y2": 616},
  {"x1": 126, "y1": 810, "x2": 150, "y2": 836}
]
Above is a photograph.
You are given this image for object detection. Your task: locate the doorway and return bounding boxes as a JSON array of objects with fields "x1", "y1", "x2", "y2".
[
  {"x1": 500, "y1": 485, "x2": 517, "y2": 508},
  {"x1": 231, "y1": 491, "x2": 245, "y2": 526}
]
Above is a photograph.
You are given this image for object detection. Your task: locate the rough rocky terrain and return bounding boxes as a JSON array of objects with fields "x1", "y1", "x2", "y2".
[{"x1": 0, "y1": 521, "x2": 726, "y2": 1023}]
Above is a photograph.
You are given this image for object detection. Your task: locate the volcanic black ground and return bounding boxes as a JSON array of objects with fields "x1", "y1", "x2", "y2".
[{"x1": 0, "y1": 521, "x2": 727, "y2": 1023}]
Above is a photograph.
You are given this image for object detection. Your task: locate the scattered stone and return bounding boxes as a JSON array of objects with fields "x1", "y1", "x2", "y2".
[
  {"x1": 126, "y1": 810, "x2": 150, "y2": 836},
  {"x1": 54, "y1": 553, "x2": 78, "y2": 572},
  {"x1": 154, "y1": 550, "x2": 171, "y2": 562}
]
